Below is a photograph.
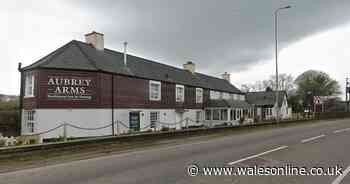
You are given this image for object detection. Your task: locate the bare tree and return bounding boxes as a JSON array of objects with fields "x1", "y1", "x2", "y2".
[{"x1": 240, "y1": 73, "x2": 295, "y2": 93}]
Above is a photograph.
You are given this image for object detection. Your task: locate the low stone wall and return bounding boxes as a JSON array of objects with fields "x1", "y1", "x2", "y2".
[{"x1": 0, "y1": 111, "x2": 19, "y2": 137}]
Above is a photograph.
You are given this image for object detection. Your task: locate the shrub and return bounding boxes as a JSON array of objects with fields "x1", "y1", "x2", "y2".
[
  {"x1": 0, "y1": 139, "x2": 5, "y2": 147},
  {"x1": 160, "y1": 126, "x2": 170, "y2": 131}
]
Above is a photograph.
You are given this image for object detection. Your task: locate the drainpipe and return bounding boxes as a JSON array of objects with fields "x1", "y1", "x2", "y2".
[
  {"x1": 18, "y1": 63, "x2": 23, "y2": 136},
  {"x1": 111, "y1": 74, "x2": 115, "y2": 136}
]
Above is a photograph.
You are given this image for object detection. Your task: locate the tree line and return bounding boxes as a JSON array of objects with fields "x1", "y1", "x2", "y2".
[{"x1": 241, "y1": 70, "x2": 342, "y2": 112}]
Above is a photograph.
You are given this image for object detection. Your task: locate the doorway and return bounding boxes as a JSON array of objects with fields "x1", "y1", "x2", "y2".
[{"x1": 129, "y1": 111, "x2": 140, "y2": 131}]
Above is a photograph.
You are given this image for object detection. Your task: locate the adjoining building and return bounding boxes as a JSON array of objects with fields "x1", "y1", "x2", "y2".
[
  {"x1": 246, "y1": 90, "x2": 292, "y2": 121},
  {"x1": 18, "y1": 31, "x2": 254, "y2": 139},
  {"x1": 205, "y1": 99, "x2": 254, "y2": 126}
]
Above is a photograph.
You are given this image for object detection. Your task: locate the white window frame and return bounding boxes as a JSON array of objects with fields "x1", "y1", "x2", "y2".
[
  {"x1": 210, "y1": 90, "x2": 221, "y2": 100},
  {"x1": 149, "y1": 80, "x2": 161, "y2": 101},
  {"x1": 175, "y1": 84, "x2": 185, "y2": 102},
  {"x1": 196, "y1": 88, "x2": 203, "y2": 103},
  {"x1": 222, "y1": 92, "x2": 230, "y2": 100},
  {"x1": 24, "y1": 73, "x2": 35, "y2": 98},
  {"x1": 25, "y1": 110, "x2": 35, "y2": 133},
  {"x1": 150, "y1": 111, "x2": 160, "y2": 128}
]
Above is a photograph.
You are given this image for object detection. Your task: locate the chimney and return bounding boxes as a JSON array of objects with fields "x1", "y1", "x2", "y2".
[
  {"x1": 222, "y1": 72, "x2": 231, "y2": 82},
  {"x1": 183, "y1": 61, "x2": 195, "y2": 74},
  {"x1": 85, "y1": 31, "x2": 104, "y2": 50},
  {"x1": 123, "y1": 41, "x2": 128, "y2": 67}
]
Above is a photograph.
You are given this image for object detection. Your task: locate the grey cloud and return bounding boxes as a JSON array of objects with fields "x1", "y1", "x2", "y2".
[{"x1": 67, "y1": 0, "x2": 350, "y2": 76}]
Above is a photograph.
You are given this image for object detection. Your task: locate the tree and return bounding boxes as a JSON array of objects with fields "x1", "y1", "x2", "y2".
[
  {"x1": 240, "y1": 73, "x2": 295, "y2": 94},
  {"x1": 294, "y1": 70, "x2": 341, "y2": 109}
]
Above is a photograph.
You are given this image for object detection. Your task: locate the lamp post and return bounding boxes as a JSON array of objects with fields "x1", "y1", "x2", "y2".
[{"x1": 274, "y1": 5, "x2": 291, "y2": 123}]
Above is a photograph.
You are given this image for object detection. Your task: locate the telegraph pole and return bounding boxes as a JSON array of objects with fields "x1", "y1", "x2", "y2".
[{"x1": 346, "y1": 78, "x2": 349, "y2": 112}]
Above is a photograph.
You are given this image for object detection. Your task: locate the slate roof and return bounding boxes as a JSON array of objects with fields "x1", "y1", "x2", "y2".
[
  {"x1": 207, "y1": 99, "x2": 253, "y2": 108},
  {"x1": 23, "y1": 40, "x2": 242, "y2": 94},
  {"x1": 245, "y1": 91, "x2": 287, "y2": 107}
]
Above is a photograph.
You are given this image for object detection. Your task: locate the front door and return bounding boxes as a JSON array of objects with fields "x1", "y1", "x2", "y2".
[{"x1": 129, "y1": 112, "x2": 140, "y2": 131}]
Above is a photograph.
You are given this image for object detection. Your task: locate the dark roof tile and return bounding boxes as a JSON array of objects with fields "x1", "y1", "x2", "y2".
[{"x1": 23, "y1": 40, "x2": 242, "y2": 93}]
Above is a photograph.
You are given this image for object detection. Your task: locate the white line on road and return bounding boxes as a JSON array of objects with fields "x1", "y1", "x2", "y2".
[
  {"x1": 228, "y1": 146, "x2": 288, "y2": 165},
  {"x1": 333, "y1": 128, "x2": 350, "y2": 134},
  {"x1": 331, "y1": 165, "x2": 350, "y2": 184},
  {"x1": 301, "y1": 134, "x2": 326, "y2": 144}
]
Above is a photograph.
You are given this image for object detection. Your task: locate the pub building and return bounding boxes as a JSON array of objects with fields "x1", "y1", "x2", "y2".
[{"x1": 18, "y1": 31, "x2": 255, "y2": 139}]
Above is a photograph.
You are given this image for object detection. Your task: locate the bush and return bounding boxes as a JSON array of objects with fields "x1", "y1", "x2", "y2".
[
  {"x1": 0, "y1": 139, "x2": 5, "y2": 147},
  {"x1": 161, "y1": 126, "x2": 170, "y2": 131},
  {"x1": 239, "y1": 117, "x2": 245, "y2": 125},
  {"x1": 0, "y1": 101, "x2": 18, "y2": 111}
]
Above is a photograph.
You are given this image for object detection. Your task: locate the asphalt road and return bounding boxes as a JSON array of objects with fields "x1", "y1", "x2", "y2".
[{"x1": 1, "y1": 119, "x2": 350, "y2": 184}]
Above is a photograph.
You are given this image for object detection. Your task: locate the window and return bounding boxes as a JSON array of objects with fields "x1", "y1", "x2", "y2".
[
  {"x1": 238, "y1": 95, "x2": 245, "y2": 101},
  {"x1": 25, "y1": 73, "x2": 35, "y2": 97},
  {"x1": 149, "y1": 81, "x2": 161, "y2": 101},
  {"x1": 232, "y1": 109, "x2": 237, "y2": 120},
  {"x1": 243, "y1": 109, "x2": 248, "y2": 117},
  {"x1": 150, "y1": 111, "x2": 159, "y2": 128},
  {"x1": 196, "y1": 111, "x2": 202, "y2": 123},
  {"x1": 220, "y1": 109, "x2": 228, "y2": 121},
  {"x1": 237, "y1": 109, "x2": 241, "y2": 119},
  {"x1": 25, "y1": 110, "x2": 35, "y2": 133},
  {"x1": 176, "y1": 85, "x2": 185, "y2": 102},
  {"x1": 196, "y1": 88, "x2": 203, "y2": 103},
  {"x1": 210, "y1": 90, "x2": 220, "y2": 100},
  {"x1": 212, "y1": 109, "x2": 220, "y2": 120},
  {"x1": 205, "y1": 109, "x2": 212, "y2": 120},
  {"x1": 233, "y1": 94, "x2": 238, "y2": 100},
  {"x1": 222, "y1": 93, "x2": 230, "y2": 99},
  {"x1": 219, "y1": 92, "x2": 223, "y2": 99},
  {"x1": 230, "y1": 109, "x2": 234, "y2": 120}
]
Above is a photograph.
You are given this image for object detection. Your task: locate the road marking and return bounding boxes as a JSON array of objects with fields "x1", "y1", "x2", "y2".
[
  {"x1": 301, "y1": 134, "x2": 326, "y2": 144},
  {"x1": 331, "y1": 165, "x2": 350, "y2": 184},
  {"x1": 333, "y1": 128, "x2": 350, "y2": 134},
  {"x1": 228, "y1": 146, "x2": 288, "y2": 165}
]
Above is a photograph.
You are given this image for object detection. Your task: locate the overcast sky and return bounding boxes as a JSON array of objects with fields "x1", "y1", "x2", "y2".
[{"x1": 2, "y1": 0, "x2": 350, "y2": 97}]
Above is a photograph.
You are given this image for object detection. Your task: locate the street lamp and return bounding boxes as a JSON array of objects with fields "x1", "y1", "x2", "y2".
[{"x1": 274, "y1": 5, "x2": 291, "y2": 123}]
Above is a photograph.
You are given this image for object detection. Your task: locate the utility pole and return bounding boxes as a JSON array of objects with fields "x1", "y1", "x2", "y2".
[
  {"x1": 346, "y1": 78, "x2": 349, "y2": 112},
  {"x1": 274, "y1": 5, "x2": 291, "y2": 123}
]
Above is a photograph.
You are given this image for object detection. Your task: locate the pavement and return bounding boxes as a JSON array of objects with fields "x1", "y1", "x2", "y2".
[{"x1": 0, "y1": 118, "x2": 350, "y2": 184}]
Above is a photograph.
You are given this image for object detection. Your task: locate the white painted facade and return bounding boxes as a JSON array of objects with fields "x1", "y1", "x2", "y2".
[
  {"x1": 254, "y1": 95, "x2": 292, "y2": 120},
  {"x1": 22, "y1": 108, "x2": 205, "y2": 139}
]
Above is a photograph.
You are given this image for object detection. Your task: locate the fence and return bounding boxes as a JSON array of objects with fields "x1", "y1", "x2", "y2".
[{"x1": 20, "y1": 111, "x2": 349, "y2": 142}]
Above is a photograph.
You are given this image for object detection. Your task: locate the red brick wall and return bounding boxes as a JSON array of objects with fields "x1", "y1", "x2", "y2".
[{"x1": 22, "y1": 69, "x2": 210, "y2": 109}]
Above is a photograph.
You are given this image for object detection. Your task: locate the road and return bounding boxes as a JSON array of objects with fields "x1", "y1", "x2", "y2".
[{"x1": 1, "y1": 119, "x2": 350, "y2": 184}]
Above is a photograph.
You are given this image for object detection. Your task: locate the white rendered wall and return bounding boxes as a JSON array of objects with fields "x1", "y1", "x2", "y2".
[{"x1": 23, "y1": 108, "x2": 203, "y2": 139}]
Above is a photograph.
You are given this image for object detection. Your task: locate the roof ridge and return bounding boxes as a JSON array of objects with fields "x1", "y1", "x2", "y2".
[
  {"x1": 75, "y1": 40, "x2": 229, "y2": 83},
  {"x1": 73, "y1": 41, "x2": 100, "y2": 71}
]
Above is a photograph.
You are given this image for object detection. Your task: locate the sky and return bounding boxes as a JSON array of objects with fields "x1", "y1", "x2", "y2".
[{"x1": 2, "y1": 0, "x2": 350, "y2": 97}]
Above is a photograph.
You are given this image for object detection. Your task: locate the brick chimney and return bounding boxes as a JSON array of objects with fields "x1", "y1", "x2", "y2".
[
  {"x1": 183, "y1": 61, "x2": 195, "y2": 74},
  {"x1": 85, "y1": 31, "x2": 104, "y2": 50},
  {"x1": 222, "y1": 72, "x2": 231, "y2": 82}
]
